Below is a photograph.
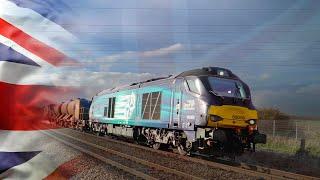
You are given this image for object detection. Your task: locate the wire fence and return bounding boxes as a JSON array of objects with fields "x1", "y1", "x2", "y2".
[
  {"x1": 257, "y1": 119, "x2": 320, "y2": 156},
  {"x1": 258, "y1": 119, "x2": 320, "y2": 140}
]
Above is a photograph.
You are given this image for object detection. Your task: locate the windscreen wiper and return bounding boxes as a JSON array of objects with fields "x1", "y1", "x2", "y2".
[
  {"x1": 234, "y1": 83, "x2": 241, "y2": 98},
  {"x1": 234, "y1": 83, "x2": 247, "y2": 101},
  {"x1": 209, "y1": 90, "x2": 224, "y2": 100}
]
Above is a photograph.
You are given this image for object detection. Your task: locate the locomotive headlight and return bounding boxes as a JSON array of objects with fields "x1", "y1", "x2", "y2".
[
  {"x1": 217, "y1": 69, "x2": 229, "y2": 77},
  {"x1": 210, "y1": 115, "x2": 223, "y2": 122},
  {"x1": 248, "y1": 119, "x2": 256, "y2": 125}
]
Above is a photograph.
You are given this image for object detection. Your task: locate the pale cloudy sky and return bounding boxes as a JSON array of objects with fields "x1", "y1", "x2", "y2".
[{"x1": 16, "y1": 0, "x2": 320, "y2": 116}]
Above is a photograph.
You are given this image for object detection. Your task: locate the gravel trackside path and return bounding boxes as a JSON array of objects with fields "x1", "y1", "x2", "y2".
[{"x1": 46, "y1": 154, "x2": 136, "y2": 180}]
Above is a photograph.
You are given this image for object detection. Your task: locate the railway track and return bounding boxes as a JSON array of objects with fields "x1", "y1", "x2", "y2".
[
  {"x1": 42, "y1": 129, "x2": 204, "y2": 180},
  {"x1": 43, "y1": 128, "x2": 318, "y2": 180}
]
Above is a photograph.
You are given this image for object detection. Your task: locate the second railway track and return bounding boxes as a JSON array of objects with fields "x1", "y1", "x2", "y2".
[{"x1": 43, "y1": 128, "x2": 318, "y2": 180}]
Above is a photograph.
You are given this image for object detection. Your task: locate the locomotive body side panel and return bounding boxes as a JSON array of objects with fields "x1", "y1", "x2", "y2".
[{"x1": 90, "y1": 80, "x2": 174, "y2": 129}]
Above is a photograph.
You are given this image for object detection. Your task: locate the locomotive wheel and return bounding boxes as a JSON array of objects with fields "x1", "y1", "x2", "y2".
[
  {"x1": 152, "y1": 143, "x2": 170, "y2": 150},
  {"x1": 178, "y1": 144, "x2": 187, "y2": 155},
  {"x1": 177, "y1": 141, "x2": 192, "y2": 156},
  {"x1": 152, "y1": 143, "x2": 161, "y2": 150}
]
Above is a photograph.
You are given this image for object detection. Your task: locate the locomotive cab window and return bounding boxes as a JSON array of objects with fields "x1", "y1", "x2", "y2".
[
  {"x1": 186, "y1": 78, "x2": 201, "y2": 95},
  {"x1": 104, "y1": 107, "x2": 108, "y2": 117},
  {"x1": 141, "y1": 91, "x2": 162, "y2": 120},
  {"x1": 205, "y1": 77, "x2": 248, "y2": 99},
  {"x1": 106, "y1": 97, "x2": 116, "y2": 118}
]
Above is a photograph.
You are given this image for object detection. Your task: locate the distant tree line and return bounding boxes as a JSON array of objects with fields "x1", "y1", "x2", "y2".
[{"x1": 258, "y1": 108, "x2": 290, "y2": 120}]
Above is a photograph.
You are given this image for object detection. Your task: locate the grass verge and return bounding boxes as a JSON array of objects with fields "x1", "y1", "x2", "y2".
[{"x1": 257, "y1": 131, "x2": 320, "y2": 157}]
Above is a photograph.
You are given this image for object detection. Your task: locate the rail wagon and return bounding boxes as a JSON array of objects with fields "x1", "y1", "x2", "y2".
[
  {"x1": 46, "y1": 98, "x2": 91, "y2": 129},
  {"x1": 89, "y1": 67, "x2": 266, "y2": 157}
]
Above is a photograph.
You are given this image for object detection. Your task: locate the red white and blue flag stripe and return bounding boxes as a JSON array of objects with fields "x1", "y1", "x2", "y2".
[
  {"x1": 0, "y1": 0, "x2": 79, "y2": 130},
  {"x1": 0, "y1": 0, "x2": 81, "y2": 178}
]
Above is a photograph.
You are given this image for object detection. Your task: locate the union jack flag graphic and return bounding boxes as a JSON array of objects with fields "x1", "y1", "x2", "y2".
[{"x1": 0, "y1": 0, "x2": 82, "y2": 178}]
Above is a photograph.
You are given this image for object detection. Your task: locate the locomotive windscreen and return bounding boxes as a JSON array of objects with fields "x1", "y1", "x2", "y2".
[{"x1": 205, "y1": 77, "x2": 248, "y2": 99}]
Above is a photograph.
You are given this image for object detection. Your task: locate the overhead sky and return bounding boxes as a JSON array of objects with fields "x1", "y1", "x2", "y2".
[{"x1": 19, "y1": 0, "x2": 320, "y2": 116}]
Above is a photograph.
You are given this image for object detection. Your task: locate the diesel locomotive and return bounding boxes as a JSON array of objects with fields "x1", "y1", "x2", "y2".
[
  {"x1": 86, "y1": 67, "x2": 266, "y2": 157},
  {"x1": 47, "y1": 67, "x2": 266, "y2": 157}
]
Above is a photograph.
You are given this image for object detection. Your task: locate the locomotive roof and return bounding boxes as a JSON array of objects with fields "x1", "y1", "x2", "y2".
[
  {"x1": 96, "y1": 67, "x2": 238, "y2": 96},
  {"x1": 97, "y1": 76, "x2": 173, "y2": 95},
  {"x1": 176, "y1": 67, "x2": 238, "y2": 79}
]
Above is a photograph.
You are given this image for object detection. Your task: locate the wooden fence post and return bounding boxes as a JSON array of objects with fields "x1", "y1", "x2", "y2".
[
  {"x1": 295, "y1": 120, "x2": 298, "y2": 141},
  {"x1": 273, "y1": 120, "x2": 275, "y2": 137}
]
